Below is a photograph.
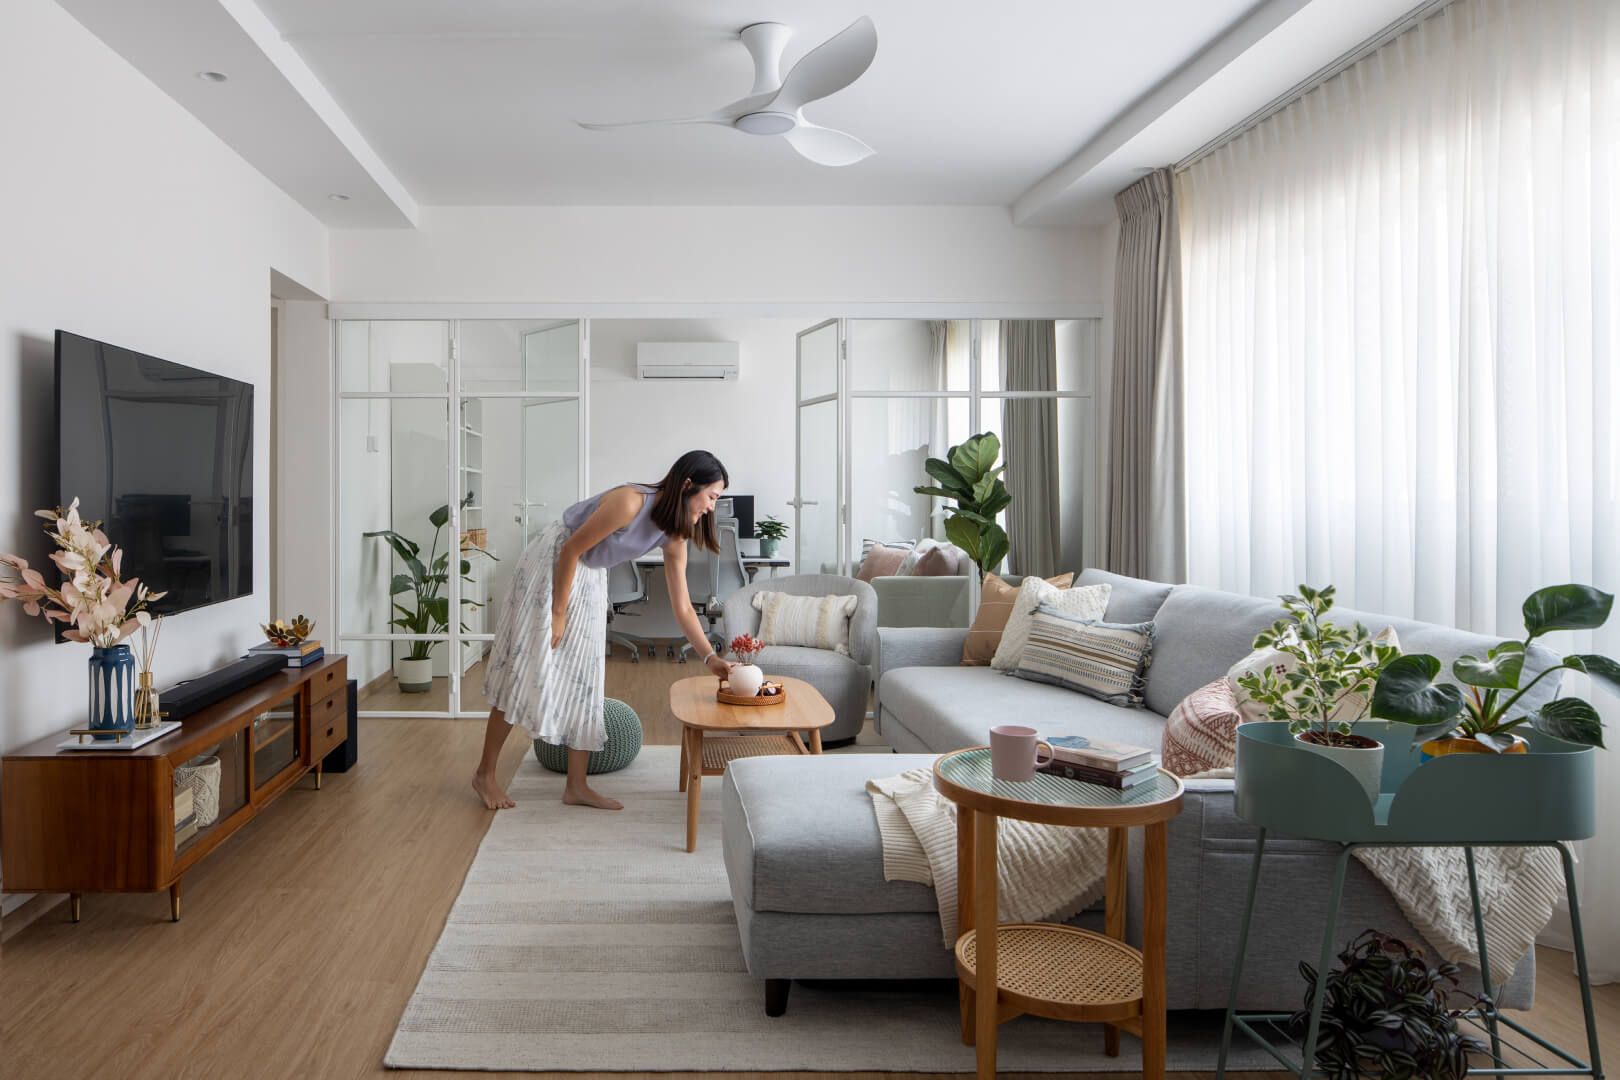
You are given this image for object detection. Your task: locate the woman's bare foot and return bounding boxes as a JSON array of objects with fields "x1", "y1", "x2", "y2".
[
  {"x1": 562, "y1": 785, "x2": 623, "y2": 811},
  {"x1": 472, "y1": 772, "x2": 515, "y2": 810}
]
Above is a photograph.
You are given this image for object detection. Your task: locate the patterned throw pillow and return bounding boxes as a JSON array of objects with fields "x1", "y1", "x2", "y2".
[
  {"x1": 962, "y1": 572, "x2": 1074, "y2": 665},
  {"x1": 751, "y1": 591, "x2": 860, "y2": 655},
  {"x1": 991, "y1": 579, "x2": 1111, "y2": 671},
  {"x1": 1163, "y1": 678, "x2": 1243, "y2": 776},
  {"x1": 1013, "y1": 608, "x2": 1155, "y2": 707}
]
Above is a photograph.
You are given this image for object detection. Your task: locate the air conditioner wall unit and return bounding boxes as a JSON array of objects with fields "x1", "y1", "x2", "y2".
[{"x1": 636, "y1": 341, "x2": 740, "y2": 381}]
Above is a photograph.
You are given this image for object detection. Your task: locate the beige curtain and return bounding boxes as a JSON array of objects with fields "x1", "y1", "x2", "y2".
[
  {"x1": 1105, "y1": 168, "x2": 1185, "y2": 581},
  {"x1": 1002, "y1": 320, "x2": 1060, "y2": 577}
]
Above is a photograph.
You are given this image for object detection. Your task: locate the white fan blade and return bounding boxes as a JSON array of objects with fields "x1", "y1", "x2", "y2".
[
  {"x1": 771, "y1": 16, "x2": 877, "y2": 112},
  {"x1": 784, "y1": 122, "x2": 874, "y2": 167},
  {"x1": 578, "y1": 91, "x2": 773, "y2": 132}
]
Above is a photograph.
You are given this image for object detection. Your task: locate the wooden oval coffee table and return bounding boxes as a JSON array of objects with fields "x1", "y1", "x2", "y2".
[{"x1": 667, "y1": 675, "x2": 833, "y2": 853}]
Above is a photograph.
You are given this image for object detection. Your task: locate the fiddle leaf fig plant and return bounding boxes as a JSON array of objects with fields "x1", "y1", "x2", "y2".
[
  {"x1": 1372, "y1": 584, "x2": 1616, "y2": 751},
  {"x1": 912, "y1": 432, "x2": 1011, "y2": 575},
  {"x1": 364, "y1": 495, "x2": 496, "y2": 662}
]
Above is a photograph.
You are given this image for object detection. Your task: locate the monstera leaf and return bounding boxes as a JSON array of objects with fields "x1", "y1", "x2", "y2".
[{"x1": 1372, "y1": 654, "x2": 1465, "y2": 740}]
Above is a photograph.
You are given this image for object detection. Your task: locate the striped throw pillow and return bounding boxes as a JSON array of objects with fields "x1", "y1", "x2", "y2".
[
  {"x1": 751, "y1": 591, "x2": 860, "y2": 655},
  {"x1": 1013, "y1": 607, "x2": 1155, "y2": 708}
]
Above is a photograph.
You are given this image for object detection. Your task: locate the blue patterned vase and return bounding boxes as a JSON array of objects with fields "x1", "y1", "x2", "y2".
[{"x1": 88, "y1": 644, "x2": 136, "y2": 740}]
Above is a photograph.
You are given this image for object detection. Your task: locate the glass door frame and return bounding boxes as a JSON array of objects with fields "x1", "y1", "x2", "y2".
[
  {"x1": 793, "y1": 319, "x2": 844, "y2": 575},
  {"x1": 334, "y1": 318, "x2": 589, "y2": 718}
]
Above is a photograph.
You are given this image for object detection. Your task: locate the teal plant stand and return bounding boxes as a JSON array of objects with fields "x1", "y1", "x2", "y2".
[
  {"x1": 534, "y1": 698, "x2": 643, "y2": 774},
  {"x1": 1215, "y1": 721, "x2": 1603, "y2": 1079}
]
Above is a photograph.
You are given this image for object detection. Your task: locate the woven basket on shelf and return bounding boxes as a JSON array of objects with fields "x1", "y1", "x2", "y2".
[{"x1": 174, "y1": 755, "x2": 221, "y2": 826}]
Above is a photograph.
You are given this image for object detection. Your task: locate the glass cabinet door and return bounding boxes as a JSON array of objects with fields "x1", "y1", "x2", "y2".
[{"x1": 251, "y1": 699, "x2": 302, "y2": 795}]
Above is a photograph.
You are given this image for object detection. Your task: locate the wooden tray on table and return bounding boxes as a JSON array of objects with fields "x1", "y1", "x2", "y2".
[{"x1": 716, "y1": 679, "x2": 787, "y2": 707}]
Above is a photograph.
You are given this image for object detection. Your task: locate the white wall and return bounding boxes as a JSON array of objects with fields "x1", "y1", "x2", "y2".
[
  {"x1": 331, "y1": 206, "x2": 1103, "y2": 306},
  {"x1": 0, "y1": 0, "x2": 330, "y2": 906}
]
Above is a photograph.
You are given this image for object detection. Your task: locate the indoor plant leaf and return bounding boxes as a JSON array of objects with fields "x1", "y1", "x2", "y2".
[
  {"x1": 948, "y1": 432, "x2": 999, "y2": 482},
  {"x1": 428, "y1": 503, "x2": 452, "y2": 529},
  {"x1": 1534, "y1": 697, "x2": 1606, "y2": 747},
  {"x1": 943, "y1": 514, "x2": 982, "y2": 559},
  {"x1": 923, "y1": 458, "x2": 970, "y2": 494},
  {"x1": 1372, "y1": 654, "x2": 1464, "y2": 738},
  {"x1": 1522, "y1": 584, "x2": 1614, "y2": 639},
  {"x1": 1452, "y1": 641, "x2": 1524, "y2": 690},
  {"x1": 1563, "y1": 653, "x2": 1620, "y2": 696},
  {"x1": 911, "y1": 485, "x2": 962, "y2": 501}
]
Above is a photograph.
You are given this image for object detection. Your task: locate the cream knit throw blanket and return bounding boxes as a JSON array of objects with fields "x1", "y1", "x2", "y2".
[
  {"x1": 871, "y1": 765, "x2": 1563, "y2": 979},
  {"x1": 866, "y1": 768, "x2": 1109, "y2": 947}
]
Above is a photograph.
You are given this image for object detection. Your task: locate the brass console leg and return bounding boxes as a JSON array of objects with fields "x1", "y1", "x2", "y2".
[
  {"x1": 169, "y1": 880, "x2": 182, "y2": 922},
  {"x1": 70, "y1": 893, "x2": 82, "y2": 923},
  {"x1": 315, "y1": 762, "x2": 323, "y2": 790}
]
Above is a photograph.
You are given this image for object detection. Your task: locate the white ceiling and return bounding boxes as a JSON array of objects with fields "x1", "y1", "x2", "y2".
[{"x1": 56, "y1": 0, "x2": 1429, "y2": 227}]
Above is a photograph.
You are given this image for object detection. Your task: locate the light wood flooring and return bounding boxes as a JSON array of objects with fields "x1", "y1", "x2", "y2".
[{"x1": 2, "y1": 655, "x2": 1616, "y2": 1079}]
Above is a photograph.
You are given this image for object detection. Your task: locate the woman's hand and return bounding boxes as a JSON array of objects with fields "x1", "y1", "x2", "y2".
[
  {"x1": 550, "y1": 608, "x2": 567, "y2": 649},
  {"x1": 705, "y1": 653, "x2": 734, "y2": 680}
]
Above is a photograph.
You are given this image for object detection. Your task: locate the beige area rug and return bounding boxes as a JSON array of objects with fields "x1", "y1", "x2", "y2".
[{"x1": 386, "y1": 746, "x2": 1279, "y2": 1072}]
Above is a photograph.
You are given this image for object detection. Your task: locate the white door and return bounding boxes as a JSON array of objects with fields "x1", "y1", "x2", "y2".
[
  {"x1": 517, "y1": 323, "x2": 586, "y2": 545},
  {"x1": 793, "y1": 320, "x2": 843, "y2": 575}
]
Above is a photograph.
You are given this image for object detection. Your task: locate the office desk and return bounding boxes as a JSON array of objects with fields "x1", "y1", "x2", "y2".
[{"x1": 633, "y1": 552, "x2": 790, "y2": 582}]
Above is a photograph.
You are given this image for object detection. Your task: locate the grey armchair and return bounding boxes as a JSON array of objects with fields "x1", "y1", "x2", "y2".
[{"x1": 719, "y1": 574, "x2": 877, "y2": 745}]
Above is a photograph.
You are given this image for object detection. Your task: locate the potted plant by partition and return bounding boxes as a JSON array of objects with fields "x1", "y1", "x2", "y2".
[
  {"x1": 1373, "y1": 584, "x2": 1616, "y2": 755},
  {"x1": 365, "y1": 497, "x2": 496, "y2": 693},
  {"x1": 912, "y1": 432, "x2": 1012, "y2": 576},
  {"x1": 755, "y1": 516, "x2": 788, "y2": 559},
  {"x1": 1236, "y1": 585, "x2": 1400, "y2": 801}
]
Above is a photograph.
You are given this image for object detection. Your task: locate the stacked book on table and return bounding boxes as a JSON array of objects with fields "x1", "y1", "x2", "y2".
[
  {"x1": 248, "y1": 640, "x2": 325, "y2": 668},
  {"x1": 1039, "y1": 735, "x2": 1160, "y2": 789},
  {"x1": 174, "y1": 786, "x2": 198, "y2": 849}
]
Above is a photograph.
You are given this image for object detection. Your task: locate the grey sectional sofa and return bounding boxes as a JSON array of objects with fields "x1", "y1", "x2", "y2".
[{"x1": 722, "y1": 568, "x2": 1559, "y2": 1015}]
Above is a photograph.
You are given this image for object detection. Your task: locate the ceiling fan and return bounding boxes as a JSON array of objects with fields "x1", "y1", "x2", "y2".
[{"x1": 577, "y1": 17, "x2": 878, "y2": 167}]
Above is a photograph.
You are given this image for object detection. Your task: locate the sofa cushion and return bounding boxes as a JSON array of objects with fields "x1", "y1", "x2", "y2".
[
  {"x1": 855, "y1": 543, "x2": 909, "y2": 582},
  {"x1": 991, "y1": 578, "x2": 1110, "y2": 671},
  {"x1": 1162, "y1": 678, "x2": 1243, "y2": 776},
  {"x1": 1143, "y1": 586, "x2": 1285, "y2": 716},
  {"x1": 962, "y1": 571, "x2": 1074, "y2": 665},
  {"x1": 1077, "y1": 568, "x2": 1175, "y2": 624},
  {"x1": 723, "y1": 753, "x2": 941, "y2": 915},
  {"x1": 879, "y1": 665, "x2": 1167, "y2": 753},
  {"x1": 1015, "y1": 611, "x2": 1154, "y2": 707}
]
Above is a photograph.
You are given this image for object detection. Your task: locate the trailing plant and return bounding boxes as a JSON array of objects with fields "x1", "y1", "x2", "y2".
[
  {"x1": 755, "y1": 516, "x2": 789, "y2": 543},
  {"x1": 1237, "y1": 585, "x2": 1399, "y2": 747},
  {"x1": 1295, "y1": 930, "x2": 1486, "y2": 1080},
  {"x1": 912, "y1": 432, "x2": 1012, "y2": 575},
  {"x1": 364, "y1": 495, "x2": 495, "y2": 662},
  {"x1": 1372, "y1": 584, "x2": 1616, "y2": 751}
]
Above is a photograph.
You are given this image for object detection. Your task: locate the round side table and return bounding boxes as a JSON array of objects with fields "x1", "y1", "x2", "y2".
[{"x1": 933, "y1": 747, "x2": 1185, "y2": 1080}]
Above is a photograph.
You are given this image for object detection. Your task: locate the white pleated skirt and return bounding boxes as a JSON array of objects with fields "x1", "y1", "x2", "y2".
[{"x1": 483, "y1": 522, "x2": 609, "y2": 751}]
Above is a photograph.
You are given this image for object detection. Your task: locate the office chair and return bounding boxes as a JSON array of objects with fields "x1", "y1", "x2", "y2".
[
  {"x1": 605, "y1": 560, "x2": 652, "y2": 662},
  {"x1": 678, "y1": 523, "x2": 748, "y2": 662}
]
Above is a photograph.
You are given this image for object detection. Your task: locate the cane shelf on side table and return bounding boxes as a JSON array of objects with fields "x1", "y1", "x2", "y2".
[
  {"x1": 932, "y1": 747, "x2": 1185, "y2": 1080},
  {"x1": 1, "y1": 655, "x2": 348, "y2": 922}
]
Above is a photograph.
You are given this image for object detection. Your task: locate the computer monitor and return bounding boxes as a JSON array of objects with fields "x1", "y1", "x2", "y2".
[{"x1": 715, "y1": 494, "x2": 755, "y2": 538}]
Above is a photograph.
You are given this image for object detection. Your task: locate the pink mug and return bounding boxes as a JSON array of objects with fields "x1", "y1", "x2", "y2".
[{"x1": 989, "y1": 724, "x2": 1054, "y2": 781}]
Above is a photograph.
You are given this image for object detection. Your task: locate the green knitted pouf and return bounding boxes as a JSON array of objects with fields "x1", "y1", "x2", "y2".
[{"x1": 534, "y1": 698, "x2": 643, "y2": 775}]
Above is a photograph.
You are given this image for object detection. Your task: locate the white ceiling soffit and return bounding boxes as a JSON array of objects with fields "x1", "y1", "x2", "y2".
[
  {"x1": 56, "y1": 0, "x2": 417, "y2": 227},
  {"x1": 1014, "y1": 0, "x2": 1430, "y2": 225}
]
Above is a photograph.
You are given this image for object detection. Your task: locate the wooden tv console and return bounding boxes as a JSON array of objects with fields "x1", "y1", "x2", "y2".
[{"x1": 1, "y1": 655, "x2": 347, "y2": 922}]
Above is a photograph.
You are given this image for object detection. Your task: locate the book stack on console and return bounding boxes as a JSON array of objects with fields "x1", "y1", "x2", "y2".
[
  {"x1": 174, "y1": 786, "x2": 198, "y2": 849},
  {"x1": 1040, "y1": 735, "x2": 1159, "y2": 789},
  {"x1": 248, "y1": 640, "x2": 325, "y2": 668}
]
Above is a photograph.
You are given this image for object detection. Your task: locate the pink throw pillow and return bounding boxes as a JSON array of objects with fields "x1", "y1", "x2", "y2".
[
  {"x1": 856, "y1": 544, "x2": 909, "y2": 582},
  {"x1": 911, "y1": 546, "x2": 956, "y2": 576},
  {"x1": 1163, "y1": 678, "x2": 1243, "y2": 777}
]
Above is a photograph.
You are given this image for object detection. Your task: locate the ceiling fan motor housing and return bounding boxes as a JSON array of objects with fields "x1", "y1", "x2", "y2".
[{"x1": 734, "y1": 110, "x2": 797, "y2": 136}]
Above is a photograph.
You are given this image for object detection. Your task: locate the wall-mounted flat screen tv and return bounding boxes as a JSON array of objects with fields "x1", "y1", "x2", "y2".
[{"x1": 55, "y1": 330, "x2": 254, "y2": 621}]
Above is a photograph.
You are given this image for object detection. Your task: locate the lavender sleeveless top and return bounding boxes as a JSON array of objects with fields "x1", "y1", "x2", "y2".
[{"x1": 561, "y1": 484, "x2": 671, "y2": 569}]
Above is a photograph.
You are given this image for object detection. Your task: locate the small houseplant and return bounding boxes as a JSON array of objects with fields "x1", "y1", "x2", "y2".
[
  {"x1": 1236, "y1": 585, "x2": 1400, "y2": 801},
  {"x1": 365, "y1": 497, "x2": 495, "y2": 693},
  {"x1": 1296, "y1": 930, "x2": 1485, "y2": 1080},
  {"x1": 755, "y1": 516, "x2": 788, "y2": 559},
  {"x1": 0, "y1": 500, "x2": 167, "y2": 736},
  {"x1": 1372, "y1": 584, "x2": 1616, "y2": 754},
  {"x1": 912, "y1": 432, "x2": 1012, "y2": 575},
  {"x1": 727, "y1": 633, "x2": 766, "y2": 697}
]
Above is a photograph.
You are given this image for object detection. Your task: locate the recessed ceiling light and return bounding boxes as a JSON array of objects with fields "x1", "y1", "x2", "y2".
[
  {"x1": 328, "y1": 193, "x2": 351, "y2": 202},
  {"x1": 195, "y1": 71, "x2": 228, "y2": 83}
]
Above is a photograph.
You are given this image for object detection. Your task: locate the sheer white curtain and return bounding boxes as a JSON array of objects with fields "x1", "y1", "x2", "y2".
[{"x1": 1178, "y1": 0, "x2": 1619, "y2": 980}]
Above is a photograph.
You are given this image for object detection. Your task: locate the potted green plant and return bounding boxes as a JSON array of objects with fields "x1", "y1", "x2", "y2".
[
  {"x1": 755, "y1": 515, "x2": 788, "y2": 559},
  {"x1": 1296, "y1": 929, "x2": 1485, "y2": 1080},
  {"x1": 365, "y1": 497, "x2": 495, "y2": 693},
  {"x1": 1372, "y1": 584, "x2": 1616, "y2": 755},
  {"x1": 1236, "y1": 585, "x2": 1400, "y2": 802},
  {"x1": 911, "y1": 432, "x2": 1012, "y2": 575}
]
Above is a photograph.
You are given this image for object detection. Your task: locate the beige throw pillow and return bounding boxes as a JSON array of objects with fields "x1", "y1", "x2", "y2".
[
  {"x1": 751, "y1": 591, "x2": 860, "y2": 655},
  {"x1": 961, "y1": 572, "x2": 1073, "y2": 665},
  {"x1": 991, "y1": 578, "x2": 1111, "y2": 671}
]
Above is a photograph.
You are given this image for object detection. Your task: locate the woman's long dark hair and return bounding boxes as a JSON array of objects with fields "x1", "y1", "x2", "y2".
[{"x1": 647, "y1": 450, "x2": 730, "y2": 552}]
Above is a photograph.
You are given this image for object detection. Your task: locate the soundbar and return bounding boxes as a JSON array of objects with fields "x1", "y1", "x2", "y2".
[{"x1": 161, "y1": 653, "x2": 287, "y2": 723}]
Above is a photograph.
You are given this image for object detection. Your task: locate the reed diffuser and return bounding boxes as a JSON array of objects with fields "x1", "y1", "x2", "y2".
[{"x1": 132, "y1": 614, "x2": 166, "y2": 729}]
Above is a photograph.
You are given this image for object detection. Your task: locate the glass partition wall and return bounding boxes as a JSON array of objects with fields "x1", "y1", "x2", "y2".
[{"x1": 337, "y1": 320, "x2": 586, "y2": 717}]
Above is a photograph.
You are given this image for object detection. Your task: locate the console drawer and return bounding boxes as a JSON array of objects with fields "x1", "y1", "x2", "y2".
[{"x1": 309, "y1": 687, "x2": 347, "y2": 763}]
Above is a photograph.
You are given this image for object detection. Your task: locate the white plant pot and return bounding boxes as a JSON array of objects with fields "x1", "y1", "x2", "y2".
[
  {"x1": 728, "y1": 664, "x2": 765, "y2": 698},
  {"x1": 397, "y1": 656, "x2": 434, "y2": 694},
  {"x1": 1294, "y1": 732, "x2": 1384, "y2": 803}
]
